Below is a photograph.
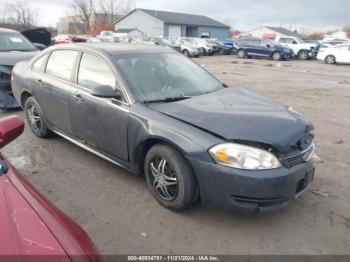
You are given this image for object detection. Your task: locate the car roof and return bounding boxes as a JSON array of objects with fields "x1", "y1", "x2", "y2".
[
  {"x1": 335, "y1": 43, "x2": 350, "y2": 47},
  {"x1": 238, "y1": 36, "x2": 263, "y2": 41},
  {"x1": 48, "y1": 43, "x2": 177, "y2": 56},
  {"x1": 0, "y1": 27, "x2": 19, "y2": 33}
]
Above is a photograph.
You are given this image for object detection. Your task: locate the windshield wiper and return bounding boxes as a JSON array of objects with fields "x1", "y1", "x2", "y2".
[{"x1": 143, "y1": 96, "x2": 192, "y2": 104}]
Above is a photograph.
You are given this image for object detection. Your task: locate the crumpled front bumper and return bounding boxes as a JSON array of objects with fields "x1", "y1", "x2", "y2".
[
  {"x1": 0, "y1": 80, "x2": 20, "y2": 109},
  {"x1": 188, "y1": 157, "x2": 315, "y2": 212}
]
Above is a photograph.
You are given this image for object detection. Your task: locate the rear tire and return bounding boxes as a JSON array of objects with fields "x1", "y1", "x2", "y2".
[
  {"x1": 144, "y1": 144, "x2": 198, "y2": 211},
  {"x1": 24, "y1": 97, "x2": 51, "y2": 138},
  {"x1": 298, "y1": 50, "x2": 309, "y2": 60},
  {"x1": 325, "y1": 55, "x2": 336, "y2": 64},
  {"x1": 237, "y1": 49, "x2": 246, "y2": 58}
]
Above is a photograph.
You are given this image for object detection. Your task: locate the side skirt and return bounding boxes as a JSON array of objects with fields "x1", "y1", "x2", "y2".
[{"x1": 53, "y1": 130, "x2": 130, "y2": 170}]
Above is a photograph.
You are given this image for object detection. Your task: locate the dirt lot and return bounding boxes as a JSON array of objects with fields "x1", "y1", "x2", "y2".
[{"x1": 1, "y1": 56, "x2": 350, "y2": 255}]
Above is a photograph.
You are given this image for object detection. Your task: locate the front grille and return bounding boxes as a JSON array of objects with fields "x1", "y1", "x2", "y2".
[
  {"x1": 0, "y1": 65, "x2": 13, "y2": 81},
  {"x1": 286, "y1": 153, "x2": 305, "y2": 167}
]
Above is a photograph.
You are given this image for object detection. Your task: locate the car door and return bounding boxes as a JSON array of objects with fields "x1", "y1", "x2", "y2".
[
  {"x1": 249, "y1": 39, "x2": 265, "y2": 57},
  {"x1": 285, "y1": 38, "x2": 299, "y2": 52},
  {"x1": 69, "y1": 52, "x2": 129, "y2": 162},
  {"x1": 241, "y1": 39, "x2": 257, "y2": 56},
  {"x1": 345, "y1": 45, "x2": 350, "y2": 63},
  {"x1": 33, "y1": 49, "x2": 79, "y2": 134},
  {"x1": 258, "y1": 40, "x2": 272, "y2": 57},
  {"x1": 335, "y1": 45, "x2": 350, "y2": 63}
]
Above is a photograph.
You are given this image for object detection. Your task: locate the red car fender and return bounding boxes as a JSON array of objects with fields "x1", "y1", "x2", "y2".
[{"x1": 6, "y1": 161, "x2": 101, "y2": 262}]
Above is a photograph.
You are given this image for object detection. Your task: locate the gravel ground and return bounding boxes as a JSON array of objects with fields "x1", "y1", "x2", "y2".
[{"x1": 1, "y1": 56, "x2": 350, "y2": 255}]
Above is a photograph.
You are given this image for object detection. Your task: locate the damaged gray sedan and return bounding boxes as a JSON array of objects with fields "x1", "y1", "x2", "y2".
[
  {"x1": 0, "y1": 27, "x2": 39, "y2": 109},
  {"x1": 11, "y1": 43, "x2": 315, "y2": 212}
]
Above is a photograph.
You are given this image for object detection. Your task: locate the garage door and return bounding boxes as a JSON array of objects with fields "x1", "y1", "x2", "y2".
[{"x1": 168, "y1": 25, "x2": 182, "y2": 38}]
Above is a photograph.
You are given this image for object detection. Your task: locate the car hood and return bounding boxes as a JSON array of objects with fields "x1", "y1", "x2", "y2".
[
  {"x1": 0, "y1": 50, "x2": 39, "y2": 65},
  {"x1": 300, "y1": 43, "x2": 317, "y2": 49},
  {"x1": 149, "y1": 87, "x2": 310, "y2": 152}
]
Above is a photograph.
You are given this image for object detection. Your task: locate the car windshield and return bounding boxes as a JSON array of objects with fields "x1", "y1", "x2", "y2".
[
  {"x1": 295, "y1": 37, "x2": 304, "y2": 43},
  {"x1": 113, "y1": 53, "x2": 223, "y2": 102},
  {"x1": 0, "y1": 32, "x2": 37, "y2": 52}
]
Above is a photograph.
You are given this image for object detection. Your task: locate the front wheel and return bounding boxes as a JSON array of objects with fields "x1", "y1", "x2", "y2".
[
  {"x1": 24, "y1": 97, "x2": 51, "y2": 138},
  {"x1": 183, "y1": 49, "x2": 190, "y2": 57},
  {"x1": 237, "y1": 49, "x2": 246, "y2": 58},
  {"x1": 325, "y1": 55, "x2": 336, "y2": 64},
  {"x1": 298, "y1": 50, "x2": 309, "y2": 60},
  {"x1": 144, "y1": 144, "x2": 198, "y2": 211},
  {"x1": 272, "y1": 52, "x2": 282, "y2": 61}
]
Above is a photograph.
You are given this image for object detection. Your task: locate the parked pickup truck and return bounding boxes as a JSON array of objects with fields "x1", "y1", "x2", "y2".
[{"x1": 275, "y1": 36, "x2": 318, "y2": 60}]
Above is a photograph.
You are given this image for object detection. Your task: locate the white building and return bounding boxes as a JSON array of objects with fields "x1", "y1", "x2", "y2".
[
  {"x1": 114, "y1": 28, "x2": 144, "y2": 39},
  {"x1": 323, "y1": 31, "x2": 349, "y2": 41},
  {"x1": 245, "y1": 26, "x2": 305, "y2": 40}
]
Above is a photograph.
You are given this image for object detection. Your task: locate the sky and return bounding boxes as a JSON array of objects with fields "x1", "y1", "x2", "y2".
[{"x1": 0, "y1": 0, "x2": 348, "y2": 32}]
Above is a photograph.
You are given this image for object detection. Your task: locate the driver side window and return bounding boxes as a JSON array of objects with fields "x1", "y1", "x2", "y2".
[{"x1": 78, "y1": 53, "x2": 117, "y2": 91}]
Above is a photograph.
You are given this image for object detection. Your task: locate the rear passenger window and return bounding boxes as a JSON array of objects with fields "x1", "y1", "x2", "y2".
[
  {"x1": 46, "y1": 50, "x2": 78, "y2": 81},
  {"x1": 279, "y1": 38, "x2": 287, "y2": 43},
  {"x1": 32, "y1": 54, "x2": 48, "y2": 72},
  {"x1": 78, "y1": 53, "x2": 116, "y2": 90},
  {"x1": 285, "y1": 38, "x2": 295, "y2": 44},
  {"x1": 249, "y1": 40, "x2": 259, "y2": 46}
]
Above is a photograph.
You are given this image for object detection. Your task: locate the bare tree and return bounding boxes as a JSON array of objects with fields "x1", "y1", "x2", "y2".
[
  {"x1": 66, "y1": 0, "x2": 134, "y2": 34},
  {"x1": 0, "y1": 1, "x2": 39, "y2": 30},
  {"x1": 343, "y1": 26, "x2": 350, "y2": 39},
  {"x1": 70, "y1": 0, "x2": 96, "y2": 34},
  {"x1": 98, "y1": 0, "x2": 135, "y2": 30}
]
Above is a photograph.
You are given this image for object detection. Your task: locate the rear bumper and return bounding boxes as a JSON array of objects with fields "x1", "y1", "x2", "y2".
[{"x1": 188, "y1": 157, "x2": 315, "y2": 212}]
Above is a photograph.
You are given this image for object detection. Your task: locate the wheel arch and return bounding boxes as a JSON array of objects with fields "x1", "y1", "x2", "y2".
[
  {"x1": 298, "y1": 49, "x2": 309, "y2": 55},
  {"x1": 272, "y1": 51, "x2": 281, "y2": 57},
  {"x1": 133, "y1": 136, "x2": 190, "y2": 175},
  {"x1": 20, "y1": 90, "x2": 32, "y2": 107}
]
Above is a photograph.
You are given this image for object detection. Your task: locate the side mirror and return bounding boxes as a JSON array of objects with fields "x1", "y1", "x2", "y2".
[
  {"x1": 0, "y1": 116, "x2": 24, "y2": 149},
  {"x1": 266, "y1": 44, "x2": 271, "y2": 48},
  {"x1": 33, "y1": 43, "x2": 47, "y2": 50},
  {"x1": 91, "y1": 85, "x2": 122, "y2": 99},
  {"x1": 292, "y1": 41, "x2": 298, "y2": 44}
]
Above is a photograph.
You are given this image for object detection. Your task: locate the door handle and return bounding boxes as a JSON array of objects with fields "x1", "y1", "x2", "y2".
[{"x1": 73, "y1": 94, "x2": 84, "y2": 102}]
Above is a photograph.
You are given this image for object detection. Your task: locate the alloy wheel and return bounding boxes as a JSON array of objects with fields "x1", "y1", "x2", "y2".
[
  {"x1": 238, "y1": 50, "x2": 245, "y2": 58},
  {"x1": 27, "y1": 104, "x2": 41, "y2": 133},
  {"x1": 273, "y1": 52, "x2": 281, "y2": 61},
  {"x1": 149, "y1": 158, "x2": 178, "y2": 201},
  {"x1": 325, "y1": 55, "x2": 335, "y2": 64},
  {"x1": 299, "y1": 50, "x2": 309, "y2": 60}
]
